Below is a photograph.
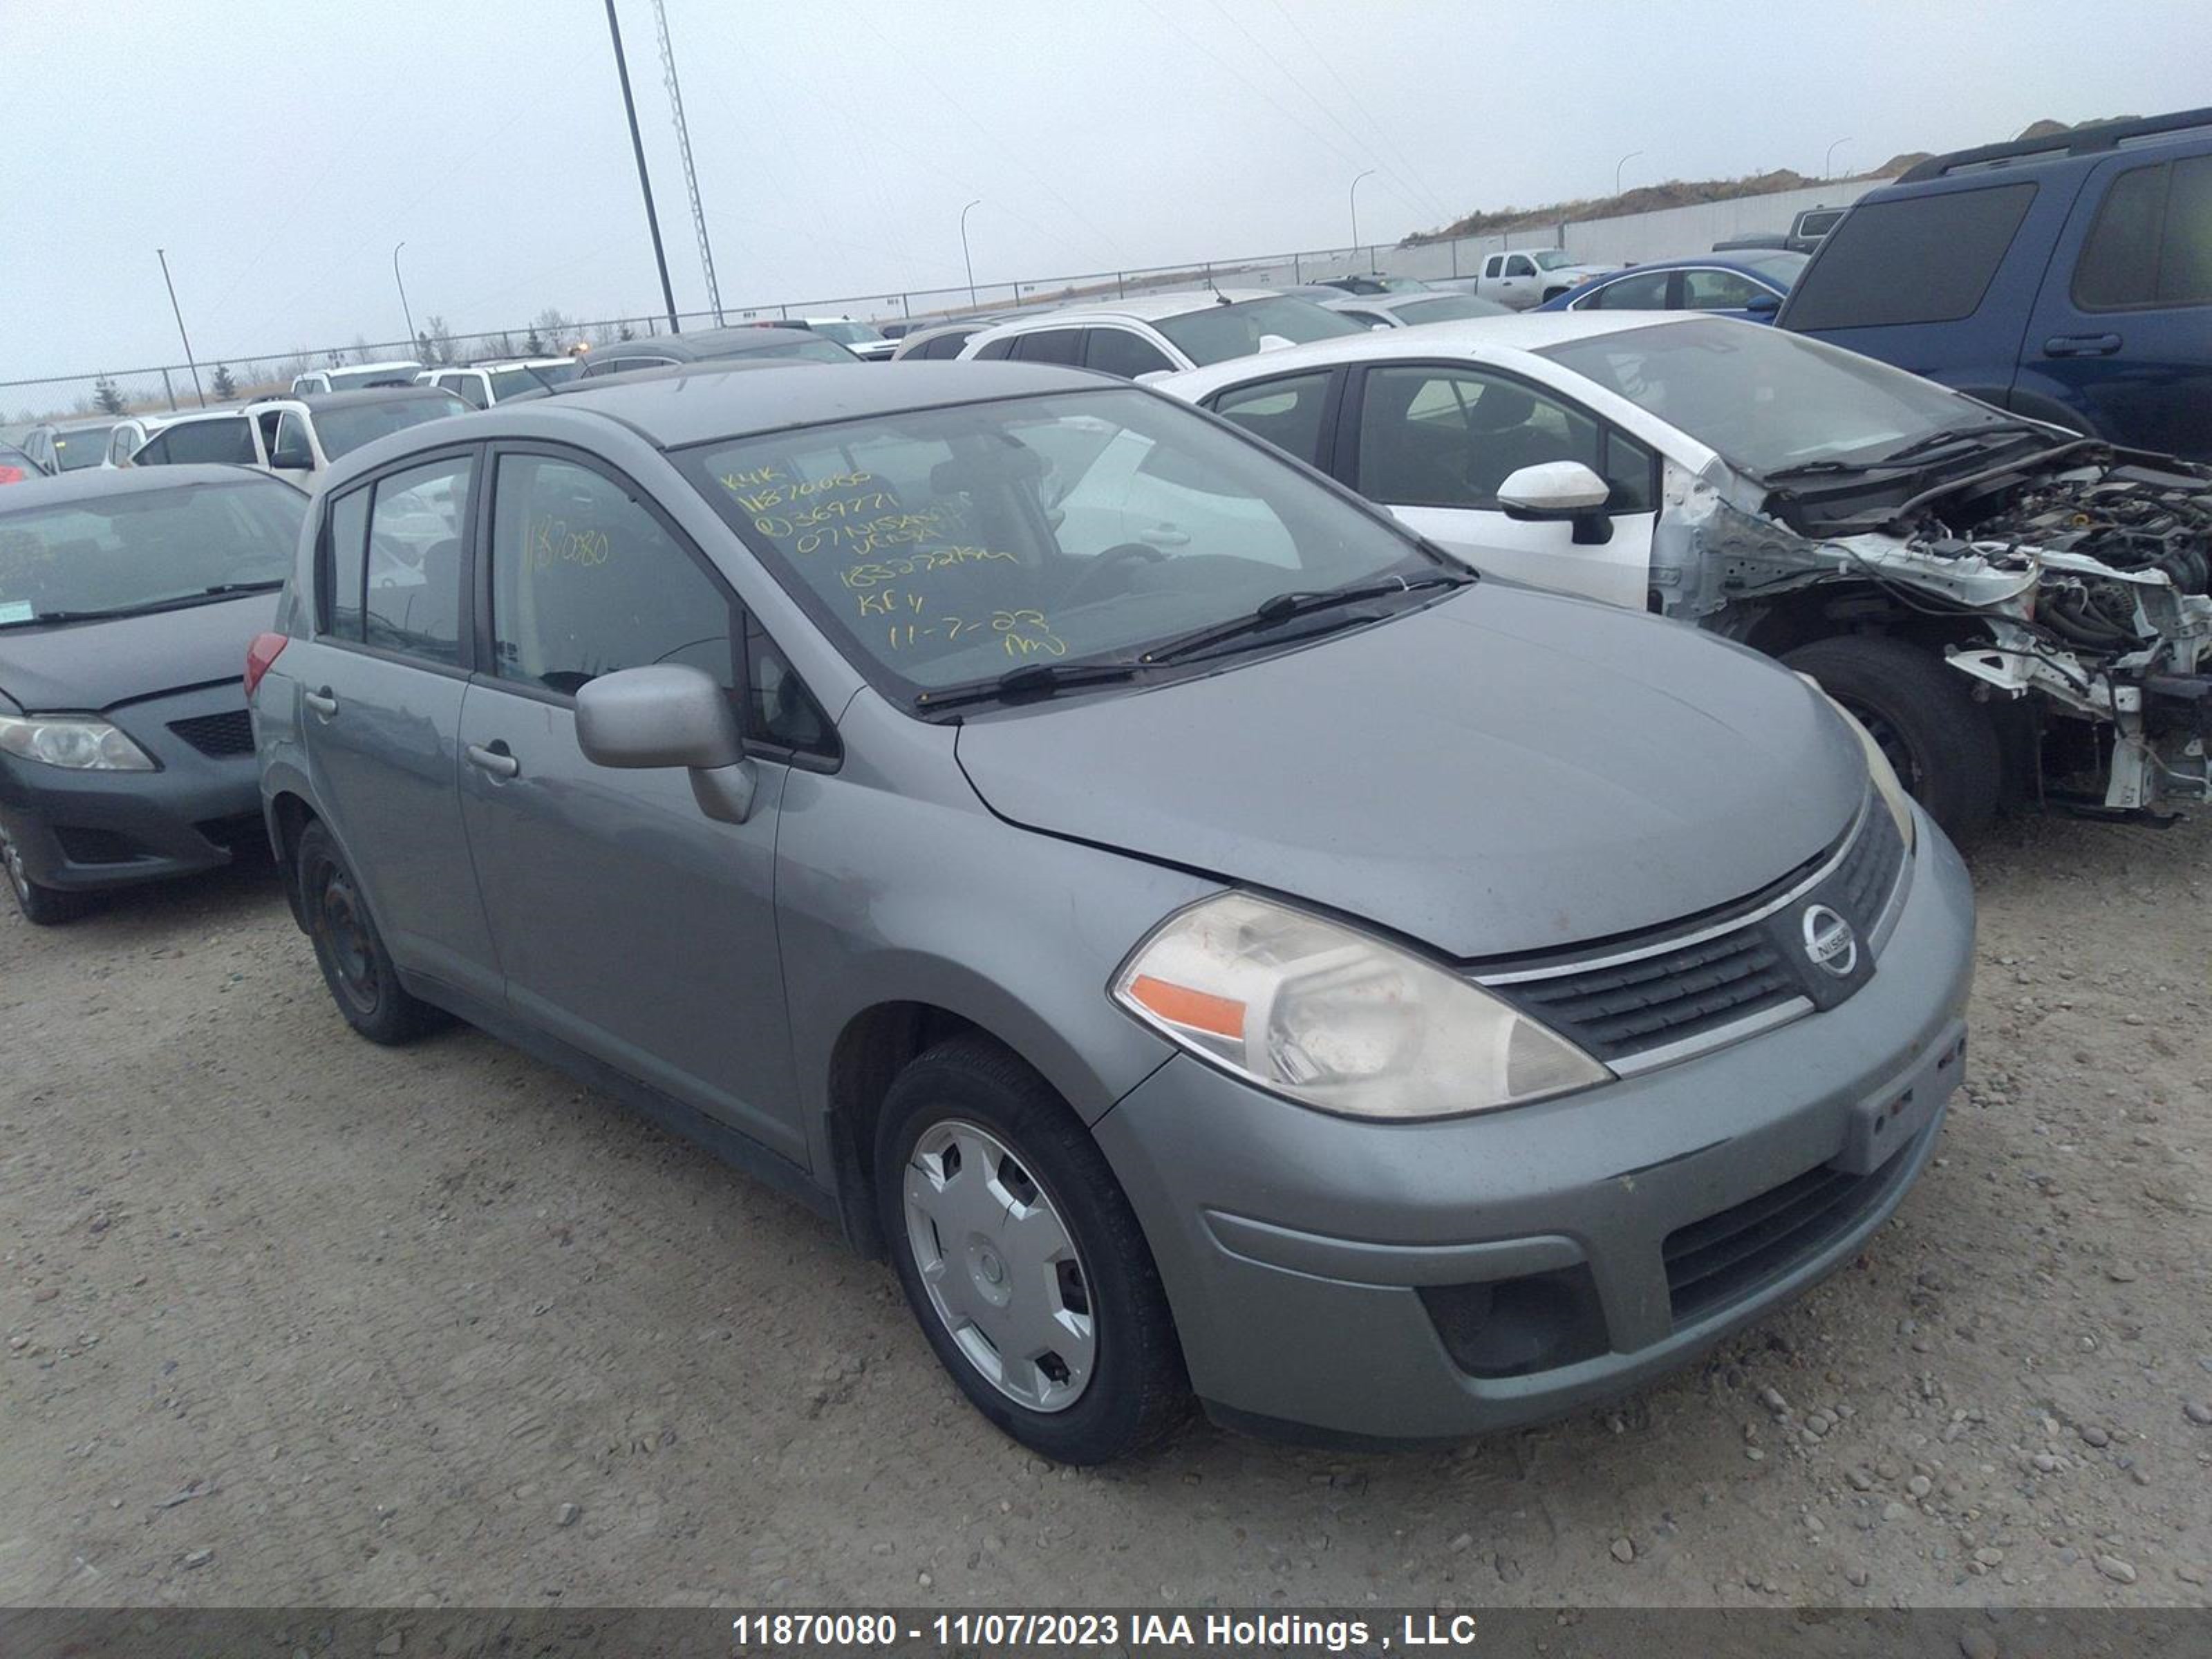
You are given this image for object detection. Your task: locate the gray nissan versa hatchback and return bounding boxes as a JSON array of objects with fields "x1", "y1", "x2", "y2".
[{"x1": 250, "y1": 361, "x2": 1976, "y2": 1463}]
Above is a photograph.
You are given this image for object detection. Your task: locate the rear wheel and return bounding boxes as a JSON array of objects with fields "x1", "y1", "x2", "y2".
[
  {"x1": 877, "y1": 1035, "x2": 1190, "y2": 1464},
  {"x1": 0, "y1": 821, "x2": 95, "y2": 926},
  {"x1": 1784, "y1": 633, "x2": 2001, "y2": 845},
  {"x1": 295, "y1": 820, "x2": 446, "y2": 1044}
]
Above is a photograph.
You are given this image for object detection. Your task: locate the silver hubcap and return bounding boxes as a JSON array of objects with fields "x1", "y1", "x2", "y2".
[{"x1": 903, "y1": 1119, "x2": 1096, "y2": 1414}]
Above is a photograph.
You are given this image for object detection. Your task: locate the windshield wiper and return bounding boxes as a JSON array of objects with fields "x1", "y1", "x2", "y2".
[
  {"x1": 1, "y1": 584, "x2": 285, "y2": 626},
  {"x1": 1764, "y1": 457, "x2": 1868, "y2": 480},
  {"x1": 915, "y1": 658, "x2": 1143, "y2": 716},
  {"x1": 1877, "y1": 421, "x2": 2052, "y2": 465},
  {"x1": 1141, "y1": 572, "x2": 1472, "y2": 667},
  {"x1": 198, "y1": 580, "x2": 285, "y2": 597}
]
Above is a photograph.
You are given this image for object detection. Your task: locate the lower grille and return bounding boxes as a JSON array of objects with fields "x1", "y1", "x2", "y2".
[
  {"x1": 1663, "y1": 1147, "x2": 1909, "y2": 1324},
  {"x1": 54, "y1": 826, "x2": 151, "y2": 865},
  {"x1": 168, "y1": 709, "x2": 255, "y2": 757}
]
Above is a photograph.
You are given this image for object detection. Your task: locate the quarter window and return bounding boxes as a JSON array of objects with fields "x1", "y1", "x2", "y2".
[
  {"x1": 1356, "y1": 366, "x2": 1654, "y2": 513},
  {"x1": 362, "y1": 456, "x2": 471, "y2": 664},
  {"x1": 1783, "y1": 182, "x2": 2036, "y2": 328},
  {"x1": 487, "y1": 453, "x2": 734, "y2": 695},
  {"x1": 1011, "y1": 329, "x2": 1085, "y2": 366},
  {"x1": 325, "y1": 487, "x2": 370, "y2": 640},
  {"x1": 1208, "y1": 371, "x2": 1335, "y2": 468}
]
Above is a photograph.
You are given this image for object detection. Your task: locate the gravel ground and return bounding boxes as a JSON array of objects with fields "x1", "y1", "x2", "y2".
[{"x1": 1, "y1": 813, "x2": 2207, "y2": 1611}]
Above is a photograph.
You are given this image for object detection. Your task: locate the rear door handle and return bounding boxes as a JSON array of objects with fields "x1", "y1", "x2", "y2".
[
  {"x1": 2043, "y1": 332, "x2": 2122, "y2": 357},
  {"x1": 303, "y1": 686, "x2": 337, "y2": 718},
  {"x1": 465, "y1": 741, "x2": 519, "y2": 780}
]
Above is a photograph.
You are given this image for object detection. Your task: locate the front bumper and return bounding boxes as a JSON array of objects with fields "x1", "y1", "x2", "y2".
[
  {"x1": 1093, "y1": 811, "x2": 1976, "y2": 1443},
  {"x1": 0, "y1": 686, "x2": 265, "y2": 894}
]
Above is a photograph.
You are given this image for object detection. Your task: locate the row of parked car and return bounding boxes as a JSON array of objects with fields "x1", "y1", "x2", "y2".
[{"x1": 0, "y1": 105, "x2": 2203, "y2": 1465}]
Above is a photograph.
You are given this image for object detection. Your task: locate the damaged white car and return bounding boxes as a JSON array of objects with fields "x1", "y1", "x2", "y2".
[{"x1": 1157, "y1": 312, "x2": 2212, "y2": 841}]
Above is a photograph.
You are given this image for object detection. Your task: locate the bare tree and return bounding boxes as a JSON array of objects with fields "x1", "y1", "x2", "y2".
[
  {"x1": 93, "y1": 374, "x2": 125, "y2": 416},
  {"x1": 422, "y1": 315, "x2": 458, "y2": 365},
  {"x1": 531, "y1": 308, "x2": 574, "y2": 351}
]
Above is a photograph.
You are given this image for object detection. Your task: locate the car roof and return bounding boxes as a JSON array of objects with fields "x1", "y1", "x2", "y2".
[
  {"x1": 474, "y1": 359, "x2": 1107, "y2": 450},
  {"x1": 0, "y1": 462, "x2": 286, "y2": 512},
  {"x1": 1577, "y1": 253, "x2": 1804, "y2": 280},
  {"x1": 977, "y1": 288, "x2": 1285, "y2": 328},
  {"x1": 307, "y1": 359, "x2": 422, "y2": 373},
  {"x1": 447, "y1": 357, "x2": 577, "y2": 371},
  {"x1": 1893, "y1": 104, "x2": 2212, "y2": 185}
]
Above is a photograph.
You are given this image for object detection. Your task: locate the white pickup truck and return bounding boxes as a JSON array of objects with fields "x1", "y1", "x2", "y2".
[{"x1": 1463, "y1": 248, "x2": 1615, "y2": 310}]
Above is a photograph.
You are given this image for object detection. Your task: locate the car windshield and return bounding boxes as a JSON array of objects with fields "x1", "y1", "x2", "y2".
[
  {"x1": 0, "y1": 478, "x2": 304, "y2": 626},
  {"x1": 807, "y1": 321, "x2": 884, "y2": 346},
  {"x1": 1154, "y1": 297, "x2": 1365, "y2": 366},
  {"x1": 315, "y1": 395, "x2": 465, "y2": 458},
  {"x1": 489, "y1": 364, "x2": 579, "y2": 400},
  {"x1": 1736, "y1": 250, "x2": 1810, "y2": 286},
  {"x1": 327, "y1": 364, "x2": 424, "y2": 391},
  {"x1": 1530, "y1": 250, "x2": 1579, "y2": 271},
  {"x1": 1537, "y1": 318, "x2": 2030, "y2": 476},
  {"x1": 728, "y1": 338, "x2": 856, "y2": 365},
  {"x1": 1394, "y1": 294, "x2": 1508, "y2": 324},
  {"x1": 51, "y1": 427, "x2": 116, "y2": 471},
  {"x1": 675, "y1": 387, "x2": 1446, "y2": 700}
]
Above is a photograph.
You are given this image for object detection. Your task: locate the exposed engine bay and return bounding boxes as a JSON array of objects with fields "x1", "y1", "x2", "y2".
[{"x1": 1656, "y1": 445, "x2": 2212, "y2": 816}]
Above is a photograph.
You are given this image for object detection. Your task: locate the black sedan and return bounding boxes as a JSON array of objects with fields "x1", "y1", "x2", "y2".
[{"x1": 0, "y1": 465, "x2": 306, "y2": 923}]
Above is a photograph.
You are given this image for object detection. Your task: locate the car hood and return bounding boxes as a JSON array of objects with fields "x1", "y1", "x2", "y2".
[
  {"x1": 953, "y1": 587, "x2": 1866, "y2": 959},
  {"x1": 0, "y1": 592, "x2": 276, "y2": 713}
]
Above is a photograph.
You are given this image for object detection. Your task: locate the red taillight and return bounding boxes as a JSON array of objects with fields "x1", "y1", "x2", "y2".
[
  {"x1": 244, "y1": 632, "x2": 289, "y2": 698},
  {"x1": 0, "y1": 465, "x2": 27, "y2": 486}
]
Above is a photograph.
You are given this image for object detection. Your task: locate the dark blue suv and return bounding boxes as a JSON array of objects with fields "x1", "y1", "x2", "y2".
[{"x1": 1780, "y1": 108, "x2": 2212, "y2": 458}]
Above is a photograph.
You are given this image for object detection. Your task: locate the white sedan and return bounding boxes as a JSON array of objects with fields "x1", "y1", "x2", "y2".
[{"x1": 1152, "y1": 312, "x2": 2212, "y2": 841}]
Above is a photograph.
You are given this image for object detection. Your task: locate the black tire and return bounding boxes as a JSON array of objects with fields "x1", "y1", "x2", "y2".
[
  {"x1": 1783, "y1": 634, "x2": 2002, "y2": 845},
  {"x1": 875, "y1": 1035, "x2": 1190, "y2": 1464},
  {"x1": 294, "y1": 819, "x2": 446, "y2": 1044},
  {"x1": 1, "y1": 823, "x2": 96, "y2": 926}
]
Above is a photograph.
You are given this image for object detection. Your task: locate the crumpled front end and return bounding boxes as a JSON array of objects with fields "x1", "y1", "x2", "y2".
[{"x1": 1653, "y1": 454, "x2": 2212, "y2": 816}]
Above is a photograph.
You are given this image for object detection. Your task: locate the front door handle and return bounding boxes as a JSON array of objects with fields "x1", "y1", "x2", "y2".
[
  {"x1": 303, "y1": 686, "x2": 337, "y2": 718},
  {"x1": 2043, "y1": 332, "x2": 2122, "y2": 357},
  {"x1": 465, "y1": 741, "x2": 520, "y2": 780},
  {"x1": 1138, "y1": 524, "x2": 1191, "y2": 547}
]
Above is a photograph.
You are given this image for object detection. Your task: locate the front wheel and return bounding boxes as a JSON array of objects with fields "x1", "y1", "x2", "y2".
[
  {"x1": 1783, "y1": 634, "x2": 2001, "y2": 845},
  {"x1": 876, "y1": 1036, "x2": 1190, "y2": 1464},
  {"x1": 0, "y1": 821, "x2": 95, "y2": 926}
]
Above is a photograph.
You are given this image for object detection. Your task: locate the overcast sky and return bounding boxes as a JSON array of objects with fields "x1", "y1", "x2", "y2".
[{"x1": 1, "y1": 0, "x2": 2204, "y2": 382}]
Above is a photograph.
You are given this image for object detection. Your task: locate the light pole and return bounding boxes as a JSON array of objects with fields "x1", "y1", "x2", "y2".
[
  {"x1": 959, "y1": 199, "x2": 982, "y2": 310},
  {"x1": 393, "y1": 241, "x2": 415, "y2": 349},
  {"x1": 154, "y1": 248, "x2": 205, "y2": 407},
  {"x1": 1614, "y1": 150, "x2": 1644, "y2": 198},
  {"x1": 1824, "y1": 136, "x2": 1853, "y2": 179},
  {"x1": 603, "y1": 0, "x2": 682, "y2": 335},
  {"x1": 1349, "y1": 169, "x2": 1376, "y2": 259}
]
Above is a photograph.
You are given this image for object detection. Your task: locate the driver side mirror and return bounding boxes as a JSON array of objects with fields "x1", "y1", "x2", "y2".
[
  {"x1": 1744, "y1": 292, "x2": 1781, "y2": 315},
  {"x1": 1497, "y1": 461, "x2": 1614, "y2": 545},
  {"x1": 575, "y1": 664, "x2": 758, "y2": 825},
  {"x1": 270, "y1": 442, "x2": 314, "y2": 470}
]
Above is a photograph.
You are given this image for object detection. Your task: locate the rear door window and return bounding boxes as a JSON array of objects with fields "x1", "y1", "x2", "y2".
[
  {"x1": 156, "y1": 418, "x2": 258, "y2": 465},
  {"x1": 362, "y1": 455, "x2": 471, "y2": 665},
  {"x1": 1083, "y1": 328, "x2": 1174, "y2": 378},
  {"x1": 324, "y1": 487, "x2": 370, "y2": 639},
  {"x1": 1584, "y1": 270, "x2": 1672, "y2": 310},
  {"x1": 1207, "y1": 371, "x2": 1335, "y2": 468},
  {"x1": 1681, "y1": 268, "x2": 1766, "y2": 310},
  {"x1": 2074, "y1": 154, "x2": 2212, "y2": 309},
  {"x1": 1011, "y1": 328, "x2": 1085, "y2": 366},
  {"x1": 1783, "y1": 182, "x2": 2037, "y2": 327}
]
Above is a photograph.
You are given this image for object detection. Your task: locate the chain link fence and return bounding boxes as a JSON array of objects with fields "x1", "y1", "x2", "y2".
[{"x1": 5, "y1": 179, "x2": 1858, "y2": 427}]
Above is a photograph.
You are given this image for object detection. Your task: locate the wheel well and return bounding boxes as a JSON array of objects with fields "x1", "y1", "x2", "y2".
[
  {"x1": 825, "y1": 1002, "x2": 986, "y2": 1259},
  {"x1": 269, "y1": 792, "x2": 317, "y2": 929},
  {"x1": 1728, "y1": 583, "x2": 1994, "y2": 660}
]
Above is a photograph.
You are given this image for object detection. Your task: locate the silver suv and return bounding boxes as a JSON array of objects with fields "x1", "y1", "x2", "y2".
[{"x1": 250, "y1": 362, "x2": 1975, "y2": 1463}]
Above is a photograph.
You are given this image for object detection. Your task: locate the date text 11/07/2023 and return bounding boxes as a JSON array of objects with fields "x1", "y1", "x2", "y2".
[{"x1": 727, "y1": 1611, "x2": 1485, "y2": 1651}]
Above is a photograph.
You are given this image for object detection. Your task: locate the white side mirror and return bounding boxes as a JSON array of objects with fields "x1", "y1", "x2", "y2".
[
  {"x1": 1497, "y1": 460, "x2": 1610, "y2": 516},
  {"x1": 1255, "y1": 333, "x2": 1296, "y2": 352}
]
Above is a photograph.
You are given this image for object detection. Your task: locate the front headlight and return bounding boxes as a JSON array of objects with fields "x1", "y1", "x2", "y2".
[
  {"x1": 1112, "y1": 892, "x2": 1611, "y2": 1120},
  {"x1": 0, "y1": 713, "x2": 157, "y2": 771},
  {"x1": 1815, "y1": 691, "x2": 1915, "y2": 850}
]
